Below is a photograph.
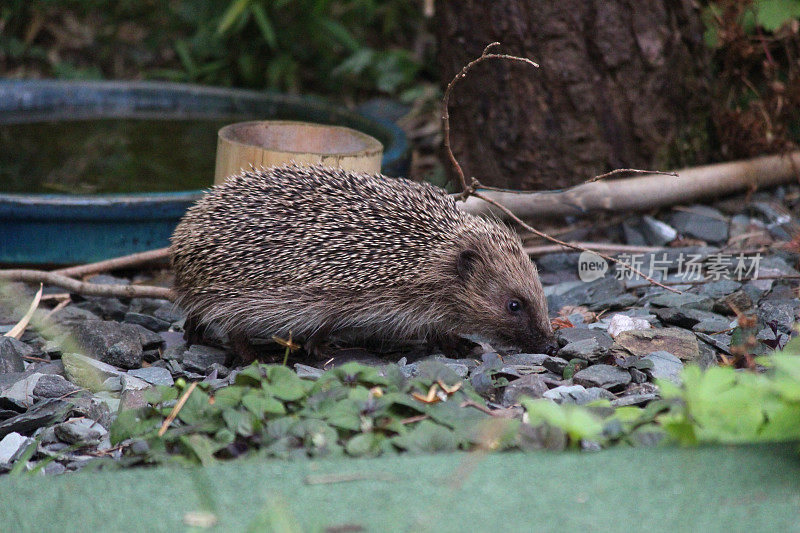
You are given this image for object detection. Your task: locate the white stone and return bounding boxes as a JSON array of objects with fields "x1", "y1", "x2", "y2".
[{"x1": 607, "y1": 314, "x2": 651, "y2": 338}]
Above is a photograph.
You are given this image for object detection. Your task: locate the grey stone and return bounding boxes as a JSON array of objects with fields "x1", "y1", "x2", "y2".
[
  {"x1": 124, "y1": 312, "x2": 171, "y2": 332},
  {"x1": 669, "y1": 205, "x2": 729, "y2": 243},
  {"x1": 153, "y1": 303, "x2": 185, "y2": 324},
  {"x1": 611, "y1": 392, "x2": 659, "y2": 407},
  {"x1": 62, "y1": 353, "x2": 123, "y2": 392},
  {"x1": 0, "y1": 400, "x2": 71, "y2": 439},
  {"x1": 555, "y1": 328, "x2": 614, "y2": 350},
  {"x1": 501, "y1": 353, "x2": 548, "y2": 366},
  {"x1": 120, "y1": 373, "x2": 150, "y2": 392},
  {"x1": 695, "y1": 332, "x2": 732, "y2": 355},
  {"x1": 32, "y1": 374, "x2": 82, "y2": 399},
  {"x1": 101, "y1": 376, "x2": 122, "y2": 392},
  {"x1": 649, "y1": 292, "x2": 713, "y2": 311},
  {"x1": 127, "y1": 366, "x2": 174, "y2": 386},
  {"x1": 558, "y1": 338, "x2": 606, "y2": 362},
  {"x1": 162, "y1": 342, "x2": 188, "y2": 361},
  {"x1": 699, "y1": 280, "x2": 741, "y2": 299},
  {"x1": 0, "y1": 337, "x2": 30, "y2": 373},
  {"x1": 42, "y1": 462, "x2": 66, "y2": 475},
  {"x1": 205, "y1": 362, "x2": 230, "y2": 379},
  {"x1": 714, "y1": 290, "x2": 754, "y2": 314},
  {"x1": 759, "y1": 301, "x2": 796, "y2": 335},
  {"x1": 502, "y1": 374, "x2": 549, "y2": 405},
  {"x1": 622, "y1": 221, "x2": 648, "y2": 245},
  {"x1": 42, "y1": 341, "x2": 63, "y2": 358},
  {"x1": 47, "y1": 306, "x2": 100, "y2": 324},
  {"x1": 119, "y1": 389, "x2": 147, "y2": 412},
  {"x1": 159, "y1": 331, "x2": 185, "y2": 349},
  {"x1": 1, "y1": 373, "x2": 44, "y2": 406},
  {"x1": 629, "y1": 368, "x2": 648, "y2": 384},
  {"x1": 573, "y1": 364, "x2": 631, "y2": 391},
  {"x1": 130, "y1": 324, "x2": 165, "y2": 351},
  {"x1": 54, "y1": 418, "x2": 108, "y2": 445},
  {"x1": 69, "y1": 320, "x2": 143, "y2": 369},
  {"x1": 540, "y1": 356, "x2": 570, "y2": 375},
  {"x1": 294, "y1": 364, "x2": 324, "y2": 380},
  {"x1": 0, "y1": 432, "x2": 30, "y2": 464},
  {"x1": 542, "y1": 384, "x2": 615, "y2": 405},
  {"x1": 654, "y1": 307, "x2": 728, "y2": 329},
  {"x1": 613, "y1": 328, "x2": 700, "y2": 361},
  {"x1": 559, "y1": 277, "x2": 626, "y2": 308},
  {"x1": 640, "y1": 216, "x2": 677, "y2": 246},
  {"x1": 75, "y1": 296, "x2": 127, "y2": 321},
  {"x1": 643, "y1": 351, "x2": 683, "y2": 384},
  {"x1": 692, "y1": 317, "x2": 732, "y2": 334},
  {"x1": 182, "y1": 345, "x2": 228, "y2": 373}
]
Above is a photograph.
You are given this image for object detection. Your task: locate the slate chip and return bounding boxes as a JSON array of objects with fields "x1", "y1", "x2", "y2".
[
  {"x1": 0, "y1": 337, "x2": 31, "y2": 373},
  {"x1": 69, "y1": 320, "x2": 144, "y2": 369},
  {"x1": 573, "y1": 364, "x2": 631, "y2": 391}
]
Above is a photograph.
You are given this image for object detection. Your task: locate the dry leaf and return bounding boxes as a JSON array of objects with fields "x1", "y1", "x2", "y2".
[{"x1": 5, "y1": 283, "x2": 43, "y2": 340}]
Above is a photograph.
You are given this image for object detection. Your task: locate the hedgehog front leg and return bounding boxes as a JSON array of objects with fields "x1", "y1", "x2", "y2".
[
  {"x1": 230, "y1": 330, "x2": 260, "y2": 365},
  {"x1": 303, "y1": 324, "x2": 333, "y2": 361}
]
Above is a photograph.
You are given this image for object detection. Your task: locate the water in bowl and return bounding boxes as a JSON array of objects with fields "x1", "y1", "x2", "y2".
[{"x1": 0, "y1": 118, "x2": 235, "y2": 194}]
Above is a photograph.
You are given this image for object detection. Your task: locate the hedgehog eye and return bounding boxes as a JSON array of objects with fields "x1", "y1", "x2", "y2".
[{"x1": 506, "y1": 299, "x2": 523, "y2": 314}]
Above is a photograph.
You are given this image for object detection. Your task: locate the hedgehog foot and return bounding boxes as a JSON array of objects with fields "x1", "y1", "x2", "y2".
[{"x1": 230, "y1": 331, "x2": 260, "y2": 365}]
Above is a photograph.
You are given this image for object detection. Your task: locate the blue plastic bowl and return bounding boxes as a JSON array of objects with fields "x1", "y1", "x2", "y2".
[{"x1": 0, "y1": 80, "x2": 409, "y2": 265}]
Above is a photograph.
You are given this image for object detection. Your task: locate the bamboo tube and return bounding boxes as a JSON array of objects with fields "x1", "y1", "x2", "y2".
[{"x1": 214, "y1": 120, "x2": 383, "y2": 184}]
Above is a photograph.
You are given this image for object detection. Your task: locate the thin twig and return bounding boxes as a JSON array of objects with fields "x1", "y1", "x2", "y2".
[
  {"x1": 0, "y1": 270, "x2": 175, "y2": 300},
  {"x1": 587, "y1": 168, "x2": 678, "y2": 183},
  {"x1": 474, "y1": 191, "x2": 680, "y2": 293},
  {"x1": 54, "y1": 247, "x2": 170, "y2": 278},
  {"x1": 159, "y1": 381, "x2": 198, "y2": 437},
  {"x1": 43, "y1": 297, "x2": 71, "y2": 321},
  {"x1": 442, "y1": 42, "x2": 539, "y2": 197}
]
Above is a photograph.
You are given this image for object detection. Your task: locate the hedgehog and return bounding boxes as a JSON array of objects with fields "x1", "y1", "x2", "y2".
[{"x1": 170, "y1": 164, "x2": 555, "y2": 362}]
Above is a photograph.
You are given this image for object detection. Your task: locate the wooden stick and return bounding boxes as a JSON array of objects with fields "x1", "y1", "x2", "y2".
[
  {"x1": 525, "y1": 242, "x2": 664, "y2": 256},
  {"x1": 159, "y1": 381, "x2": 197, "y2": 437},
  {"x1": 0, "y1": 270, "x2": 175, "y2": 300},
  {"x1": 54, "y1": 247, "x2": 170, "y2": 278},
  {"x1": 461, "y1": 151, "x2": 800, "y2": 218}
]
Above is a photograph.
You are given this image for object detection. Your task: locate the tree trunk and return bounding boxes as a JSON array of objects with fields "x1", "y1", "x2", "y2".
[{"x1": 437, "y1": 0, "x2": 710, "y2": 190}]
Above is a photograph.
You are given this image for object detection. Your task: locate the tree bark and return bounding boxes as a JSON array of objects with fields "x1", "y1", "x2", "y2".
[{"x1": 437, "y1": 0, "x2": 710, "y2": 190}]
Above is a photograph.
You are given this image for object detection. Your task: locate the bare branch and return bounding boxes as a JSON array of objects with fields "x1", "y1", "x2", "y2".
[
  {"x1": 54, "y1": 247, "x2": 170, "y2": 278},
  {"x1": 442, "y1": 42, "x2": 539, "y2": 197},
  {"x1": 0, "y1": 270, "x2": 175, "y2": 300}
]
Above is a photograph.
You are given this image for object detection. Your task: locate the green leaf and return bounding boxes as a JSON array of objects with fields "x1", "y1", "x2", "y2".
[
  {"x1": 110, "y1": 409, "x2": 160, "y2": 444},
  {"x1": 242, "y1": 392, "x2": 286, "y2": 417},
  {"x1": 250, "y1": 3, "x2": 277, "y2": 49},
  {"x1": 144, "y1": 386, "x2": 178, "y2": 405},
  {"x1": 214, "y1": 386, "x2": 246, "y2": 408},
  {"x1": 521, "y1": 399, "x2": 604, "y2": 444},
  {"x1": 266, "y1": 365, "x2": 309, "y2": 401},
  {"x1": 392, "y1": 420, "x2": 459, "y2": 453},
  {"x1": 179, "y1": 434, "x2": 220, "y2": 466},
  {"x1": 217, "y1": 0, "x2": 252, "y2": 35},
  {"x1": 317, "y1": 18, "x2": 360, "y2": 51},
  {"x1": 345, "y1": 433, "x2": 383, "y2": 456},
  {"x1": 223, "y1": 408, "x2": 255, "y2": 437},
  {"x1": 754, "y1": 0, "x2": 800, "y2": 31}
]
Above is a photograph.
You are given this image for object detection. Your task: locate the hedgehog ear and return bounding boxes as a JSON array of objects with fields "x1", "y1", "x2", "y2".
[{"x1": 456, "y1": 249, "x2": 480, "y2": 280}]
